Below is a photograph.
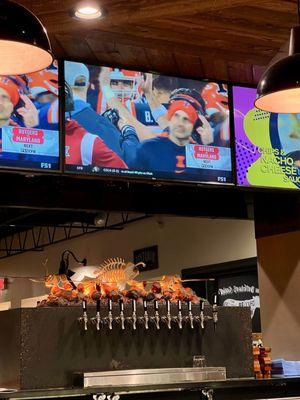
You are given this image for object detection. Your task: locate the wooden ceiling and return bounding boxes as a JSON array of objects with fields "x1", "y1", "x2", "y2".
[{"x1": 18, "y1": 0, "x2": 298, "y2": 84}]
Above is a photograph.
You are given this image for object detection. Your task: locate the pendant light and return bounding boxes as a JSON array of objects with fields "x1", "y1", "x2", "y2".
[
  {"x1": 255, "y1": 0, "x2": 300, "y2": 113},
  {"x1": 0, "y1": 0, "x2": 53, "y2": 75}
]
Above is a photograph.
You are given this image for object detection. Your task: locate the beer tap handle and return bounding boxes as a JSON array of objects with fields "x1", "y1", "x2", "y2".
[
  {"x1": 97, "y1": 299, "x2": 101, "y2": 330},
  {"x1": 78, "y1": 299, "x2": 88, "y2": 331},
  {"x1": 108, "y1": 299, "x2": 113, "y2": 330},
  {"x1": 188, "y1": 300, "x2": 194, "y2": 329},
  {"x1": 212, "y1": 294, "x2": 218, "y2": 331},
  {"x1": 119, "y1": 299, "x2": 125, "y2": 330},
  {"x1": 178, "y1": 300, "x2": 182, "y2": 312},
  {"x1": 91, "y1": 299, "x2": 101, "y2": 331},
  {"x1": 143, "y1": 300, "x2": 149, "y2": 330},
  {"x1": 166, "y1": 299, "x2": 172, "y2": 330},
  {"x1": 200, "y1": 299, "x2": 205, "y2": 330},
  {"x1": 178, "y1": 300, "x2": 183, "y2": 329},
  {"x1": 96, "y1": 299, "x2": 101, "y2": 313},
  {"x1": 83, "y1": 300, "x2": 88, "y2": 330},
  {"x1": 132, "y1": 299, "x2": 137, "y2": 330},
  {"x1": 154, "y1": 300, "x2": 160, "y2": 330},
  {"x1": 166, "y1": 299, "x2": 170, "y2": 314}
]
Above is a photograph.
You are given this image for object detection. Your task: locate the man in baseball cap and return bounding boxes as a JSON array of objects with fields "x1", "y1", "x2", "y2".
[
  {"x1": 65, "y1": 61, "x2": 90, "y2": 109},
  {"x1": 65, "y1": 61, "x2": 90, "y2": 87}
]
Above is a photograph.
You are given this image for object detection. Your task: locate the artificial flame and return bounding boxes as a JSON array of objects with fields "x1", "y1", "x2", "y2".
[{"x1": 40, "y1": 258, "x2": 200, "y2": 306}]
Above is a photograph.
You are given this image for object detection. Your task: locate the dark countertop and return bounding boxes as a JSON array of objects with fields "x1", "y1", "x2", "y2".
[{"x1": 1, "y1": 377, "x2": 300, "y2": 399}]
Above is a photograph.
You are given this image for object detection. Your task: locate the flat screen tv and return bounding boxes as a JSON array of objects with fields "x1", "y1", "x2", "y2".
[
  {"x1": 63, "y1": 60, "x2": 233, "y2": 185},
  {"x1": 233, "y1": 85, "x2": 300, "y2": 189},
  {"x1": 0, "y1": 61, "x2": 60, "y2": 171}
]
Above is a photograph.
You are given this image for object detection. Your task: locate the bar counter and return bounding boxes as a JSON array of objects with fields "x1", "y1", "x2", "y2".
[{"x1": 1, "y1": 377, "x2": 300, "y2": 400}]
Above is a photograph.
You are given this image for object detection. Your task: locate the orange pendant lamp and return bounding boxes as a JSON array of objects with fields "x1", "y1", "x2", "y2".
[{"x1": 0, "y1": 0, "x2": 53, "y2": 75}]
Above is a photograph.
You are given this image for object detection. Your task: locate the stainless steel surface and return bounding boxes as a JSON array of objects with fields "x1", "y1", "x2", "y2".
[{"x1": 82, "y1": 367, "x2": 227, "y2": 388}]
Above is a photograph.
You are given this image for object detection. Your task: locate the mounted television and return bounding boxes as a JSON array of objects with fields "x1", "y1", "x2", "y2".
[
  {"x1": 0, "y1": 61, "x2": 60, "y2": 171},
  {"x1": 63, "y1": 60, "x2": 233, "y2": 185},
  {"x1": 233, "y1": 85, "x2": 300, "y2": 189}
]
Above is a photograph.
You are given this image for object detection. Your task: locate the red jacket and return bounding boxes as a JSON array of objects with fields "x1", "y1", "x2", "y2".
[{"x1": 65, "y1": 119, "x2": 127, "y2": 168}]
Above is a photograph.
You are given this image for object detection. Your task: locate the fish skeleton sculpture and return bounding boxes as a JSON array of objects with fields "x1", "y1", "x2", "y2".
[{"x1": 69, "y1": 257, "x2": 145, "y2": 290}]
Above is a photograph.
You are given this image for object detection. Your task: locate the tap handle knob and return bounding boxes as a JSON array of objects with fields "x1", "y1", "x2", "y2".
[
  {"x1": 188, "y1": 300, "x2": 192, "y2": 312},
  {"x1": 154, "y1": 300, "x2": 159, "y2": 312},
  {"x1": 213, "y1": 294, "x2": 218, "y2": 307},
  {"x1": 82, "y1": 299, "x2": 87, "y2": 313},
  {"x1": 96, "y1": 299, "x2": 101, "y2": 313},
  {"x1": 119, "y1": 299, "x2": 124, "y2": 312},
  {"x1": 132, "y1": 299, "x2": 137, "y2": 312},
  {"x1": 143, "y1": 300, "x2": 148, "y2": 312},
  {"x1": 108, "y1": 299, "x2": 112, "y2": 312},
  {"x1": 200, "y1": 300, "x2": 205, "y2": 312},
  {"x1": 178, "y1": 300, "x2": 182, "y2": 312},
  {"x1": 166, "y1": 299, "x2": 170, "y2": 313}
]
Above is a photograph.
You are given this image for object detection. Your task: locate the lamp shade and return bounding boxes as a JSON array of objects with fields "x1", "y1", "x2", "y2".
[
  {"x1": 255, "y1": 26, "x2": 300, "y2": 113},
  {"x1": 0, "y1": 0, "x2": 53, "y2": 75},
  {"x1": 255, "y1": 54, "x2": 300, "y2": 113}
]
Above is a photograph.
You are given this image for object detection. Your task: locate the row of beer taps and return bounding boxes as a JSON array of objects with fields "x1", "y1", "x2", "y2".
[{"x1": 78, "y1": 295, "x2": 218, "y2": 332}]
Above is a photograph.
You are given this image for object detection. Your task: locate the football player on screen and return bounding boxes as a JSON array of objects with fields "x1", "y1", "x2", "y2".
[{"x1": 98, "y1": 66, "x2": 156, "y2": 141}]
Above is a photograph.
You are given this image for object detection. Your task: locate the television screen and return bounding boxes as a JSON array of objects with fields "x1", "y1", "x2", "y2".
[
  {"x1": 64, "y1": 61, "x2": 233, "y2": 184},
  {"x1": 233, "y1": 85, "x2": 300, "y2": 189},
  {"x1": 0, "y1": 62, "x2": 60, "y2": 171}
]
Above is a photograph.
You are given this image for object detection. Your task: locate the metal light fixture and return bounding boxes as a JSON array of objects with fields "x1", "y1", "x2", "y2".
[
  {"x1": 72, "y1": 1, "x2": 104, "y2": 20},
  {"x1": 0, "y1": 0, "x2": 53, "y2": 75},
  {"x1": 255, "y1": 0, "x2": 300, "y2": 113}
]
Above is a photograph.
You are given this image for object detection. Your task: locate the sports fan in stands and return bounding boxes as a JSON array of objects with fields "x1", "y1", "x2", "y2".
[
  {"x1": 0, "y1": 77, "x2": 39, "y2": 129},
  {"x1": 0, "y1": 76, "x2": 41, "y2": 161},
  {"x1": 28, "y1": 68, "x2": 59, "y2": 130}
]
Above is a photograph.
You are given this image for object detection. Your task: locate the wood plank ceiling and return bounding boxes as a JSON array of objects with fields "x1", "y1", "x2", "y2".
[{"x1": 18, "y1": 0, "x2": 297, "y2": 84}]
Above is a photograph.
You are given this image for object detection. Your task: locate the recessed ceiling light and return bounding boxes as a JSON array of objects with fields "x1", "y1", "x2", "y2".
[{"x1": 72, "y1": 2, "x2": 104, "y2": 20}]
